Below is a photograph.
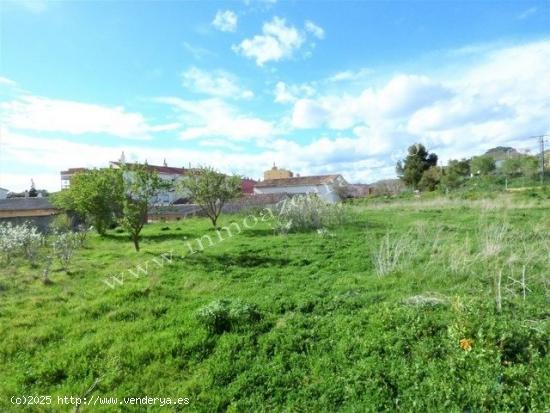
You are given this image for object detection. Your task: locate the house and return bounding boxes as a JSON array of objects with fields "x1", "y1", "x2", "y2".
[
  {"x1": 60, "y1": 168, "x2": 88, "y2": 189},
  {"x1": 61, "y1": 151, "x2": 196, "y2": 206},
  {"x1": 0, "y1": 188, "x2": 9, "y2": 199},
  {"x1": 254, "y1": 174, "x2": 348, "y2": 203},
  {"x1": 109, "y1": 158, "x2": 194, "y2": 206},
  {"x1": 0, "y1": 198, "x2": 59, "y2": 231}
]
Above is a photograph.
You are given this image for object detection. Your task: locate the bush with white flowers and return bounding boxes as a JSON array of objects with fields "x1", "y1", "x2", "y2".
[{"x1": 0, "y1": 222, "x2": 43, "y2": 265}]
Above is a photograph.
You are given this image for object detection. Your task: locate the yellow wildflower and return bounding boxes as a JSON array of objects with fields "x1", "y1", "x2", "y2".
[{"x1": 459, "y1": 338, "x2": 473, "y2": 351}]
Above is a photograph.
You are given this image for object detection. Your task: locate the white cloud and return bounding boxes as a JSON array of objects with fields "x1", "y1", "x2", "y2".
[
  {"x1": 327, "y1": 68, "x2": 371, "y2": 83},
  {"x1": 274, "y1": 81, "x2": 316, "y2": 103},
  {"x1": 408, "y1": 40, "x2": 550, "y2": 149},
  {"x1": 370, "y1": 74, "x2": 452, "y2": 118},
  {"x1": 182, "y1": 67, "x2": 253, "y2": 99},
  {"x1": 304, "y1": 20, "x2": 325, "y2": 39},
  {"x1": 181, "y1": 117, "x2": 274, "y2": 141},
  {"x1": 517, "y1": 7, "x2": 537, "y2": 20},
  {"x1": 1, "y1": 96, "x2": 177, "y2": 139},
  {"x1": 290, "y1": 74, "x2": 450, "y2": 129},
  {"x1": 0, "y1": 76, "x2": 17, "y2": 86},
  {"x1": 156, "y1": 97, "x2": 275, "y2": 142},
  {"x1": 182, "y1": 42, "x2": 216, "y2": 60},
  {"x1": 233, "y1": 17, "x2": 305, "y2": 66},
  {"x1": 212, "y1": 10, "x2": 238, "y2": 32},
  {"x1": 291, "y1": 99, "x2": 328, "y2": 128}
]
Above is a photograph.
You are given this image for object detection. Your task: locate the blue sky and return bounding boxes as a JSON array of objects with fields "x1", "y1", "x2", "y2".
[{"x1": 1, "y1": 0, "x2": 549, "y2": 191}]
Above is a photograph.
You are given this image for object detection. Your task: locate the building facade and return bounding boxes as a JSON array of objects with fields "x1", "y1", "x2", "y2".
[
  {"x1": 0, "y1": 198, "x2": 59, "y2": 231},
  {"x1": 254, "y1": 175, "x2": 347, "y2": 203},
  {"x1": 60, "y1": 168, "x2": 88, "y2": 189},
  {"x1": 264, "y1": 164, "x2": 294, "y2": 180}
]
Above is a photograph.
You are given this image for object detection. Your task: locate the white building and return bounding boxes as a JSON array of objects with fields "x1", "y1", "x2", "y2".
[
  {"x1": 109, "y1": 160, "x2": 192, "y2": 206},
  {"x1": 0, "y1": 188, "x2": 9, "y2": 199},
  {"x1": 253, "y1": 175, "x2": 347, "y2": 203}
]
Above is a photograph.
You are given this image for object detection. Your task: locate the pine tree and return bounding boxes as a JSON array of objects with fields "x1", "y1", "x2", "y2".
[{"x1": 396, "y1": 144, "x2": 438, "y2": 189}]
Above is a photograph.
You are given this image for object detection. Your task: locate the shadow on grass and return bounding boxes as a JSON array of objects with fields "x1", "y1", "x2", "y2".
[
  {"x1": 103, "y1": 232, "x2": 192, "y2": 243},
  {"x1": 240, "y1": 227, "x2": 276, "y2": 238},
  {"x1": 183, "y1": 252, "x2": 291, "y2": 270}
]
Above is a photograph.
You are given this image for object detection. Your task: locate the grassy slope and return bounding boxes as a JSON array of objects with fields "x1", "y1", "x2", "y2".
[{"x1": 0, "y1": 195, "x2": 549, "y2": 412}]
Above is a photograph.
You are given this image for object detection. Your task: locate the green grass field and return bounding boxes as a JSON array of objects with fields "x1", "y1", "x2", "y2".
[{"x1": 1, "y1": 194, "x2": 549, "y2": 412}]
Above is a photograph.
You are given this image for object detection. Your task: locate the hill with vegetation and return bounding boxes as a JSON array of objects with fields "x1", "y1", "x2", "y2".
[{"x1": 484, "y1": 146, "x2": 520, "y2": 161}]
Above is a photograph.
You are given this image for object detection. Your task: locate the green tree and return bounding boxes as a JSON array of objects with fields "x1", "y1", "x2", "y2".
[
  {"x1": 397, "y1": 144, "x2": 438, "y2": 189},
  {"x1": 418, "y1": 166, "x2": 442, "y2": 191},
  {"x1": 441, "y1": 159, "x2": 470, "y2": 189},
  {"x1": 519, "y1": 156, "x2": 539, "y2": 180},
  {"x1": 120, "y1": 163, "x2": 166, "y2": 251},
  {"x1": 501, "y1": 157, "x2": 522, "y2": 179},
  {"x1": 502, "y1": 155, "x2": 539, "y2": 182},
  {"x1": 177, "y1": 167, "x2": 241, "y2": 228},
  {"x1": 52, "y1": 168, "x2": 124, "y2": 235},
  {"x1": 470, "y1": 155, "x2": 496, "y2": 176}
]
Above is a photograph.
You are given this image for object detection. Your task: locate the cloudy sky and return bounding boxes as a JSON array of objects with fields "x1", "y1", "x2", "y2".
[{"x1": 0, "y1": 0, "x2": 549, "y2": 192}]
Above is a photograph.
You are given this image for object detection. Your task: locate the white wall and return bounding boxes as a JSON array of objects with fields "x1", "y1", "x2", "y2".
[{"x1": 254, "y1": 183, "x2": 340, "y2": 203}]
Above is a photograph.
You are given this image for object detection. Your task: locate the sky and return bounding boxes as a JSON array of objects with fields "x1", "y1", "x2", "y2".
[{"x1": 0, "y1": 0, "x2": 549, "y2": 192}]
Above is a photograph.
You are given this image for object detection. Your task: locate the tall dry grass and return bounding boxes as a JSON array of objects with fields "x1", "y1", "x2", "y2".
[{"x1": 371, "y1": 204, "x2": 549, "y2": 312}]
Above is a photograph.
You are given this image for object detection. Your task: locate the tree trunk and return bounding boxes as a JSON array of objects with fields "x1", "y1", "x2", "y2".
[
  {"x1": 132, "y1": 235, "x2": 140, "y2": 251},
  {"x1": 210, "y1": 216, "x2": 217, "y2": 228}
]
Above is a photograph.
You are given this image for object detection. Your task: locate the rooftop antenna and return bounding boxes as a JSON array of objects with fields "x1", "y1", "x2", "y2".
[
  {"x1": 163, "y1": 158, "x2": 168, "y2": 167},
  {"x1": 119, "y1": 151, "x2": 126, "y2": 164}
]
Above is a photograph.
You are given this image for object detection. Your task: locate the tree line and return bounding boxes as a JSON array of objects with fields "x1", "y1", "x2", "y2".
[{"x1": 396, "y1": 143, "x2": 542, "y2": 192}]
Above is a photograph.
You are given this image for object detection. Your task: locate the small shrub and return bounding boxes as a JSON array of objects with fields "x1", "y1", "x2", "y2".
[
  {"x1": 51, "y1": 231, "x2": 79, "y2": 270},
  {"x1": 42, "y1": 255, "x2": 53, "y2": 285},
  {"x1": 49, "y1": 214, "x2": 72, "y2": 233},
  {"x1": 73, "y1": 224, "x2": 91, "y2": 247},
  {"x1": 229, "y1": 300, "x2": 262, "y2": 327},
  {"x1": 196, "y1": 299, "x2": 262, "y2": 334},
  {"x1": 403, "y1": 294, "x2": 447, "y2": 307},
  {"x1": 274, "y1": 194, "x2": 348, "y2": 233},
  {"x1": 196, "y1": 300, "x2": 232, "y2": 334}
]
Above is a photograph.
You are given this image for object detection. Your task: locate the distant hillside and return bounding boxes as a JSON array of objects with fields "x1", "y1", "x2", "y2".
[{"x1": 484, "y1": 146, "x2": 520, "y2": 161}]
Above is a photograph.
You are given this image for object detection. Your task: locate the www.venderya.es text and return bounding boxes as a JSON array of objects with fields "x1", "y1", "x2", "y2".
[{"x1": 11, "y1": 395, "x2": 190, "y2": 407}]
